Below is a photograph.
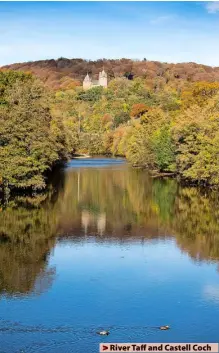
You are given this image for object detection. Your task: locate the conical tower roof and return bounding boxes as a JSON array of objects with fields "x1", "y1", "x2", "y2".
[
  {"x1": 99, "y1": 68, "x2": 107, "y2": 78},
  {"x1": 84, "y1": 73, "x2": 91, "y2": 82}
]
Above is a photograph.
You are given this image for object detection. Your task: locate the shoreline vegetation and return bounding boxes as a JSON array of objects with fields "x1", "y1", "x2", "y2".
[{"x1": 2, "y1": 61, "x2": 219, "y2": 196}]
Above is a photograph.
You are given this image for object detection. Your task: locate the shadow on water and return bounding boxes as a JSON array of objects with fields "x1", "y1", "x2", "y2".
[{"x1": 0, "y1": 157, "x2": 219, "y2": 297}]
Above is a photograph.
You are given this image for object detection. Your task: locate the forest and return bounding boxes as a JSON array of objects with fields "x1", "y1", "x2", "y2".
[
  {"x1": 3, "y1": 57, "x2": 219, "y2": 89},
  {"x1": 1, "y1": 57, "x2": 219, "y2": 191}
]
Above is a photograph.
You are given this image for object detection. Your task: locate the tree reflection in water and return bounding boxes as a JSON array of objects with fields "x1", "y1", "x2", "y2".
[
  {"x1": 0, "y1": 240, "x2": 56, "y2": 297},
  {"x1": 0, "y1": 160, "x2": 219, "y2": 296},
  {"x1": 0, "y1": 170, "x2": 64, "y2": 297}
]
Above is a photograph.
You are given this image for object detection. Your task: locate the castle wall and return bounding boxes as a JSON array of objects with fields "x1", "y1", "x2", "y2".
[
  {"x1": 99, "y1": 76, "x2": 107, "y2": 88},
  {"x1": 83, "y1": 81, "x2": 92, "y2": 90}
]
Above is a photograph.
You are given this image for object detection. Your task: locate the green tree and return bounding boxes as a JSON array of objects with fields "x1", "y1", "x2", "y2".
[
  {"x1": 173, "y1": 102, "x2": 219, "y2": 185},
  {"x1": 77, "y1": 86, "x2": 104, "y2": 102},
  {"x1": 0, "y1": 73, "x2": 63, "y2": 191},
  {"x1": 126, "y1": 124, "x2": 155, "y2": 167},
  {"x1": 152, "y1": 124, "x2": 176, "y2": 172}
]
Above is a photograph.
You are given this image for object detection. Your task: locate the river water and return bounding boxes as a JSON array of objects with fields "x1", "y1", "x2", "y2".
[{"x1": 0, "y1": 158, "x2": 218, "y2": 353}]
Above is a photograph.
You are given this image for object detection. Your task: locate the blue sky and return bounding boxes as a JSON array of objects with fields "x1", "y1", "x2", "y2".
[{"x1": 1, "y1": 1, "x2": 219, "y2": 66}]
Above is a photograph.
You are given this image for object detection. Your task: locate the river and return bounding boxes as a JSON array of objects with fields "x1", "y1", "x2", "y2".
[{"x1": 0, "y1": 158, "x2": 218, "y2": 353}]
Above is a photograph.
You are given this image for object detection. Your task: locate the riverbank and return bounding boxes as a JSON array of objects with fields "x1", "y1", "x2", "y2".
[
  {"x1": 150, "y1": 171, "x2": 176, "y2": 178},
  {"x1": 1, "y1": 153, "x2": 217, "y2": 204},
  {"x1": 73, "y1": 153, "x2": 91, "y2": 159}
]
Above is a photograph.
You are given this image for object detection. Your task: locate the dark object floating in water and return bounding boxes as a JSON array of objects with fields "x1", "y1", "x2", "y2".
[
  {"x1": 159, "y1": 325, "x2": 170, "y2": 330},
  {"x1": 97, "y1": 330, "x2": 110, "y2": 335}
]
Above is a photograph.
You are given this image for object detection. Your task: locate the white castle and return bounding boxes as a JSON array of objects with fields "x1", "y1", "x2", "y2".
[{"x1": 83, "y1": 69, "x2": 107, "y2": 90}]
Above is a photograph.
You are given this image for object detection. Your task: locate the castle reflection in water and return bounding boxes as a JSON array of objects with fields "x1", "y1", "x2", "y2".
[
  {"x1": 1, "y1": 159, "x2": 219, "y2": 298},
  {"x1": 81, "y1": 210, "x2": 106, "y2": 235}
]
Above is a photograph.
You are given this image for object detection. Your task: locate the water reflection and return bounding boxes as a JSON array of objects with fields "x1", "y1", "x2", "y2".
[
  {"x1": 0, "y1": 158, "x2": 219, "y2": 297},
  {"x1": 81, "y1": 210, "x2": 106, "y2": 235},
  {"x1": 0, "y1": 240, "x2": 56, "y2": 297},
  {"x1": 0, "y1": 179, "x2": 61, "y2": 296}
]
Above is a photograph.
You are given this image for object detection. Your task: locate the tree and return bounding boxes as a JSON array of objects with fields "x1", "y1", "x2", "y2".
[
  {"x1": 126, "y1": 124, "x2": 155, "y2": 168},
  {"x1": 0, "y1": 73, "x2": 63, "y2": 191},
  {"x1": 77, "y1": 86, "x2": 104, "y2": 102},
  {"x1": 152, "y1": 124, "x2": 176, "y2": 172},
  {"x1": 0, "y1": 70, "x2": 32, "y2": 105},
  {"x1": 181, "y1": 82, "x2": 219, "y2": 108},
  {"x1": 172, "y1": 102, "x2": 219, "y2": 185},
  {"x1": 130, "y1": 103, "x2": 150, "y2": 119}
]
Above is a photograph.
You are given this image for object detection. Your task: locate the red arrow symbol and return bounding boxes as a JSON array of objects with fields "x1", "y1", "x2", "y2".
[{"x1": 103, "y1": 345, "x2": 108, "y2": 351}]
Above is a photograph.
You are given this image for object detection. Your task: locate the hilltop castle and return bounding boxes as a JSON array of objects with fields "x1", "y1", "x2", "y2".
[{"x1": 83, "y1": 69, "x2": 107, "y2": 90}]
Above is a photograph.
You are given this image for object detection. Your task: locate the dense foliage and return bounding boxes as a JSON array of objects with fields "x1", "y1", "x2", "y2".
[
  {"x1": 3, "y1": 57, "x2": 219, "y2": 89},
  {"x1": 2, "y1": 62, "x2": 219, "y2": 190},
  {"x1": 51, "y1": 75, "x2": 219, "y2": 186},
  {"x1": 0, "y1": 71, "x2": 68, "y2": 191}
]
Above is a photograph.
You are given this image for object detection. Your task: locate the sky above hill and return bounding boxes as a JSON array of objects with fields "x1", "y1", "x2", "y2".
[{"x1": 1, "y1": 1, "x2": 219, "y2": 66}]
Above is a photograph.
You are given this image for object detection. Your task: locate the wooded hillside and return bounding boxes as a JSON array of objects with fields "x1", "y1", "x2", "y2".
[
  {"x1": 2, "y1": 58, "x2": 219, "y2": 90},
  {"x1": 2, "y1": 58, "x2": 219, "y2": 191}
]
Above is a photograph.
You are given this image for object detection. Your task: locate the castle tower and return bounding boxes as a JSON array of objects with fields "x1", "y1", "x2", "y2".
[
  {"x1": 81, "y1": 210, "x2": 91, "y2": 235},
  {"x1": 97, "y1": 212, "x2": 106, "y2": 235},
  {"x1": 99, "y1": 69, "x2": 107, "y2": 88},
  {"x1": 83, "y1": 73, "x2": 92, "y2": 90}
]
